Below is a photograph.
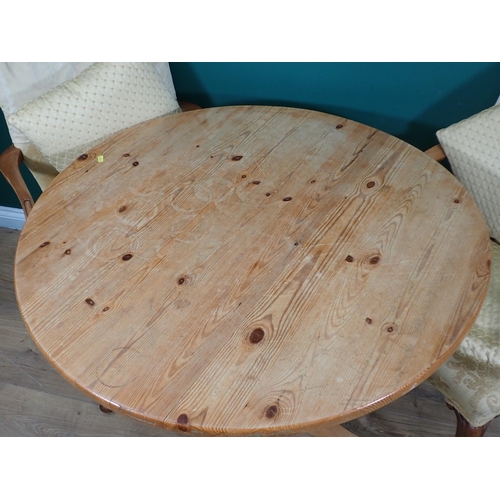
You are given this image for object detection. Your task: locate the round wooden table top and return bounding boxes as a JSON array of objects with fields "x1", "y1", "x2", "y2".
[{"x1": 15, "y1": 106, "x2": 491, "y2": 435}]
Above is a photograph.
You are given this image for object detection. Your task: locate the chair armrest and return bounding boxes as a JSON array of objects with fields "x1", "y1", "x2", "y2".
[
  {"x1": 0, "y1": 145, "x2": 33, "y2": 217},
  {"x1": 425, "y1": 144, "x2": 446, "y2": 162},
  {"x1": 179, "y1": 101, "x2": 202, "y2": 112}
]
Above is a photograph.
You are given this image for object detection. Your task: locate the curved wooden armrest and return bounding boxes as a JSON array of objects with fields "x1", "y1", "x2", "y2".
[
  {"x1": 425, "y1": 144, "x2": 446, "y2": 162},
  {"x1": 0, "y1": 145, "x2": 33, "y2": 218},
  {"x1": 179, "y1": 101, "x2": 202, "y2": 112}
]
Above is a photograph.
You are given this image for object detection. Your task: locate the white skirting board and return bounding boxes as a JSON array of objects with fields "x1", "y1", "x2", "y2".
[{"x1": 0, "y1": 206, "x2": 25, "y2": 230}]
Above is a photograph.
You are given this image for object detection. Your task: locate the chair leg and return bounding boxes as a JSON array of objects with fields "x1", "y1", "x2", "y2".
[{"x1": 446, "y1": 403, "x2": 491, "y2": 437}]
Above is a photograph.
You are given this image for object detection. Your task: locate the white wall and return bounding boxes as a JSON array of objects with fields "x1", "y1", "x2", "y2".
[{"x1": 0, "y1": 206, "x2": 24, "y2": 230}]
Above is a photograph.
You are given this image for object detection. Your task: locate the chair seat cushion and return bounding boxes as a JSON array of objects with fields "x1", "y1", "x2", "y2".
[
  {"x1": 429, "y1": 240, "x2": 500, "y2": 428},
  {"x1": 7, "y1": 62, "x2": 181, "y2": 174}
]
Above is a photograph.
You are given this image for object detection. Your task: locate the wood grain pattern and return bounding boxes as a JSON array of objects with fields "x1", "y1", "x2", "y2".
[
  {"x1": 14, "y1": 106, "x2": 491, "y2": 436},
  {"x1": 5, "y1": 226, "x2": 499, "y2": 436}
]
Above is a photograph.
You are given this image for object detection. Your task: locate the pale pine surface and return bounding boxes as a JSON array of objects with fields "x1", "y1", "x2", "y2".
[
  {"x1": 2, "y1": 226, "x2": 500, "y2": 436},
  {"x1": 13, "y1": 106, "x2": 491, "y2": 436},
  {"x1": 0, "y1": 228, "x2": 347, "y2": 437}
]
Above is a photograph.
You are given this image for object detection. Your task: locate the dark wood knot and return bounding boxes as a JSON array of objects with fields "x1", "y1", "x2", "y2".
[
  {"x1": 85, "y1": 298, "x2": 95, "y2": 306},
  {"x1": 232, "y1": 155, "x2": 243, "y2": 161},
  {"x1": 122, "y1": 254, "x2": 133, "y2": 261},
  {"x1": 266, "y1": 405, "x2": 278, "y2": 418},
  {"x1": 177, "y1": 413, "x2": 189, "y2": 424},
  {"x1": 282, "y1": 197, "x2": 292, "y2": 202},
  {"x1": 369, "y1": 256, "x2": 380, "y2": 265},
  {"x1": 177, "y1": 413, "x2": 190, "y2": 431},
  {"x1": 249, "y1": 328, "x2": 265, "y2": 344},
  {"x1": 366, "y1": 181, "x2": 376, "y2": 189},
  {"x1": 132, "y1": 161, "x2": 139, "y2": 167},
  {"x1": 77, "y1": 154, "x2": 88, "y2": 161},
  {"x1": 39, "y1": 241, "x2": 50, "y2": 248},
  {"x1": 345, "y1": 255, "x2": 354, "y2": 262}
]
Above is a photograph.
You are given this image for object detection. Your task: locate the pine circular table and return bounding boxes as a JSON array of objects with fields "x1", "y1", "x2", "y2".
[{"x1": 15, "y1": 106, "x2": 491, "y2": 436}]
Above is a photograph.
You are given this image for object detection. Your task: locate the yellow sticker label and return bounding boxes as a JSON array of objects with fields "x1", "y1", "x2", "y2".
[{"x1": 97, "y1": 155, "x2": 104, "y2": 163}]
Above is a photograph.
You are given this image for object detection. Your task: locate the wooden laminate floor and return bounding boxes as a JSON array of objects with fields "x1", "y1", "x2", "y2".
[{"x1": 2, "y1": 226, "x2": 499, "y2": 437}]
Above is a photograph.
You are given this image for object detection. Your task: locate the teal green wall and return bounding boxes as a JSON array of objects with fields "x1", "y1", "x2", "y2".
[{"x1": 2, "y1": 62, "x2": 499, "y2": 209}]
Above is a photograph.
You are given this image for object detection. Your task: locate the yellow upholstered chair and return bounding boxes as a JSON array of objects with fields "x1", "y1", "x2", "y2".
[
  {"x1": 0, "y1": 62, "x2": 198, "y2": 217},
  {"x1": 425, "y1": 101, "x2": 500, "y2": 436}
]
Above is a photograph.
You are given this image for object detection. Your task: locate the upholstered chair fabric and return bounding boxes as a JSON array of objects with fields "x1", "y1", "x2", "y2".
[
  {"x1": 429, "y1": 103, "x2": 500, "y2": 429},
  {"x1": 429, "y1": 241, "x2": 500, "y2": 428},
  {"x1": 0, "y1": 62, "x2": 180, "y2": 191},
  {"x1": 436, "y1": 104, "x2": 500, "y2": 242}
]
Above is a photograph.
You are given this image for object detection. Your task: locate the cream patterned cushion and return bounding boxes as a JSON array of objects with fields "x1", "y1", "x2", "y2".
[
  {"x1": 429, "y1": 241, "x2": 500, "y2": 428},
  {"x1": 437, "y1": 104, "x2": 500, "y2": 243},
  {"x1": 6, "y1": 62, "x2": 181, "y2": 174},
  {"x1": 432, "y1": 103, "x2": 500, "y2": 429},
  {"x1": 0, "y1": 63, "x2": 93, "y2": 145},
  {"x1": 0, "y1": 62, "x2": 177, "y2": 145},
  {"x1": 0, "y1": 63, "x2": 92, "y2": 189}
]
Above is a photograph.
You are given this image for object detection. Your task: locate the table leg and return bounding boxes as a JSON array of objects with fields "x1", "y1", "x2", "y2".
[{"x1": 307, "y1": 424, "x2": 356, "y2": 437}]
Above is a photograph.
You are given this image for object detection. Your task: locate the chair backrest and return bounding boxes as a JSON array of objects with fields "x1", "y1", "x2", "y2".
[
  {"x1": 0, "y1": 62, "x2": 181, "y2": 192},
  {"x1": 437, "y1": 103, "x2": 500, "y2": 243}
]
